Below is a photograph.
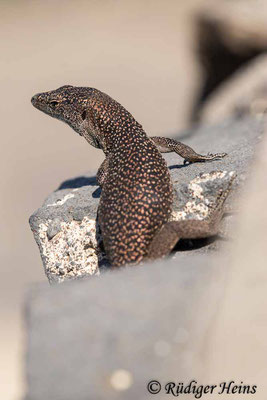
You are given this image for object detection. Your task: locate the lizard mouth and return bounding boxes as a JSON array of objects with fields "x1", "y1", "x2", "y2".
[
  {"x1": 31, "y1": 93, "x2": 57, "y2": 118},
  {"x1": 31, "y1": 94, "x2": 46, "y2": 112},
  {"x1": 31, "y1": 94, "x2": 39, "y2": 107}
]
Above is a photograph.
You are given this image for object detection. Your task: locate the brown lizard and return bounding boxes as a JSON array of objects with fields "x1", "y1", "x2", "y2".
[{"x1": 31, "y1": 85, "x2": 231, "y2": 267}]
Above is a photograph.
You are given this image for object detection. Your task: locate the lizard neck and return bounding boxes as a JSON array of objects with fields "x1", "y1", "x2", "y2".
[
  {"x1": 76, "y1": 91, "x2": 147, "y2": 155},
  {"x1": 86, "y1": 105, "x2": 146, "y2": 155}
]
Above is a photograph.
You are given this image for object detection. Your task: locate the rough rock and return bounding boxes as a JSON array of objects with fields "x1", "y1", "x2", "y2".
[{"x1": 29, "y1": 117, "x2": 265, "y2": 283}]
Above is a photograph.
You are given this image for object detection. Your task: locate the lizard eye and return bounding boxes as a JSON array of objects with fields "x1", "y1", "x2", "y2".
[
  {"x1": 50, "y1": 101, "x2": 58, "y2": 107},
  {"x1": 81, "y1": 110, "x2": 87, "y2": 120}
]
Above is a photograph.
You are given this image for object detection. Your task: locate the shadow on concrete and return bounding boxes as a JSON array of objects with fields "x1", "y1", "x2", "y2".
[{"x1": 58, "y1": 176, "x2": 98, "y2": 190}]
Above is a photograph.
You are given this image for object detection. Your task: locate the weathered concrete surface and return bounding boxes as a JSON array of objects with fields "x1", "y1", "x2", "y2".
[
  {"x1": 29, "y1": 116, "x2": 265, "y2": 283},
  {"x1": 25, "y1": 253, "x2": 225, "y2": 400}
]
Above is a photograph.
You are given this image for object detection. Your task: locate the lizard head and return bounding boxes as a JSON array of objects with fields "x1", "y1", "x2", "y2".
[
  {"x1": 31, "y1": 85, "x2": 141, "y2": 152},
  {"x1": 31, "y1": 85, "x2": 92, "y2": 134},
  {"x1": 31, "y1": 85, "x2": 112, "y2": 149}
]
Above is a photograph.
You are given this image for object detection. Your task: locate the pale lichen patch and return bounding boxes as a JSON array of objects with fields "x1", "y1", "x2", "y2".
[
  {"x1": 38, "y1": 216, "x2": 100, "y2": 283},
  {"x1": 171, "y1": 171, "x2": 235, "y2": 221},
  {"x1": 47, "y1": 193, "x2": 75, "y2": 207}
]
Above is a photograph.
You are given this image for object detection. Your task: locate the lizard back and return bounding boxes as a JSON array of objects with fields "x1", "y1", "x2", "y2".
[{"x1": 98, "y1": 128, "x2": 173, "y2": 266}]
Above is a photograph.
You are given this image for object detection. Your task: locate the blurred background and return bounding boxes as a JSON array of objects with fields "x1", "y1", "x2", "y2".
[{"x1": 1, "y1": 0, "x2": 267, "y2": 398}]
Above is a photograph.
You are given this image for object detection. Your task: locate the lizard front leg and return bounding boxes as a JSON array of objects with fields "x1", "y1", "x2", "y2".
[
  {"x1": 151, "y1": 137, "x2": 227, "y2": 164},
  {"x1": 96, "y1": 157, "x2": 110, "y2": 188}
]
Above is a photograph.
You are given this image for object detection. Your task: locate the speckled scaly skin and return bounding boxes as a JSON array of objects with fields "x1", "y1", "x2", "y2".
[{"x1": 31, "y1": 85, "x2": 228, "y2": 267}]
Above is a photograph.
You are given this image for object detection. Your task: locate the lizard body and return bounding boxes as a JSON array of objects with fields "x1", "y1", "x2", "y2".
[{"x1": 31, "y1": 86, "x2": 230, "y2": 267}]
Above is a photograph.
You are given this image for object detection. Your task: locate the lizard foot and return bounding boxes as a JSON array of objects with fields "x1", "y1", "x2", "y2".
[{"x1": 205, "y1": 152, "x2": 227, "y2": 160}]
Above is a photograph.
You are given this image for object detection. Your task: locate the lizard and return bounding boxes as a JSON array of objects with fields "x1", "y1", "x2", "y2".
[{"x1": 31, "y1": 85, "x2": 231, "y2": 267}]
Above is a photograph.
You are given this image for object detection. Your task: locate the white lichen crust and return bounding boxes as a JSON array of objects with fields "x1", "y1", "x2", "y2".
[
  {"x1": 171, "y1": 171, "x2": 235, "y2": 221},
  {"x1": 38, "y1": 216, "x2": 101, "y2": 283},
  {"x1": 47, "y1": 192, "x2": 76, "y2": 207}
]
